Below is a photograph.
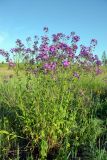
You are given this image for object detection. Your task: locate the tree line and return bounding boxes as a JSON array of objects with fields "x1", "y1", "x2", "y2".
[{"x1": 102, "y1": 51, "x2": 107, "y2": 66}]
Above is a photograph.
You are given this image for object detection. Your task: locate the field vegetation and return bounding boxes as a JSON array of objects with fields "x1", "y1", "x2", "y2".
[{"x1": 0, "y1": 27, "x2": 107, "y2": 160}]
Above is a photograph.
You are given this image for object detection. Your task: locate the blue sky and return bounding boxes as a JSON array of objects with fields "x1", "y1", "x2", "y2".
[{"x1": 0, "y1": 0, "x2": 107, "y2": 60}]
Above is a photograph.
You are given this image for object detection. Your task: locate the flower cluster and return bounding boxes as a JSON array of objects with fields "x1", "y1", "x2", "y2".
[
  {"x1": 8, "y1": 59, "x2": 16, "y2": 67},
  {"x1": 62, "y1": 60, "x2": 70, "y2": 67},
  {"x1": 0, "y1": 49, "x2": 9, "y2": 62},
  {"x1": 72, "y1": 35, "x2": 80, "y2": 43},
  {"x1": 0, "y1": 27, "x2": 102, "y2": 77},
  {"x1": 44, "y1": 62, "x2": 56, "y2": 71},
  {"x1": 43, "y1": 26, "x2": 49, "y2": 33}
]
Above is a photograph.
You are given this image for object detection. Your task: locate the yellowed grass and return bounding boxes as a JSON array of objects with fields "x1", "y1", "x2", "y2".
[{"x1": 0, "y1": 67, "x2": 14, "y2": 75}]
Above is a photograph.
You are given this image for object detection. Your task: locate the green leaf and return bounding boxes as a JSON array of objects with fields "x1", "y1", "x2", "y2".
[{"x1": 0, "y1": 130, "x2": 9, "y2": 135}]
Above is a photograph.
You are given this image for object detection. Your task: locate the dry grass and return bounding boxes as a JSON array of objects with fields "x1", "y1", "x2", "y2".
[
  {"x1": 0, "y1": 67, "x2": 13, "y2": 75},
  {"x1": 0, "y1": 65, "x2": 14, "y2": 82}
]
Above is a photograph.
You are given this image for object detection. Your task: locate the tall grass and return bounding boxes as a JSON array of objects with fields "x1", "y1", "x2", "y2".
[{"x1": 0, "y1": 67, "x2": 107, "y2": 159}]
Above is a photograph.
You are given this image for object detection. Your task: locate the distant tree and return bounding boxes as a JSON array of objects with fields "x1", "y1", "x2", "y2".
[{"x1": 102, "y1": 51, "x2": 107, "y2": 66}]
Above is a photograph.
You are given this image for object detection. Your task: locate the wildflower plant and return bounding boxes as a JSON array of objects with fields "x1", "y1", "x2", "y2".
[
  {"x1": 2, "y1": 27, "x2": 101, "y2": 77},
  {"x1": 0, "y1": 27, "x2": 106, "y2": 160}
]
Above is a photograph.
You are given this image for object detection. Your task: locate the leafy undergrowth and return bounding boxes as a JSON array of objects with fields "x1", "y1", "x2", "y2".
[{"x1": 0, "y1": 68, "x2": 107, "y2": 160}]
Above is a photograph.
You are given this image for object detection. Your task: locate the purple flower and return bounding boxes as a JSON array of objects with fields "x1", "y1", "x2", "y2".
[
  {"x1": 92, "y1": 39, "x2": 97, "y2": 43},
  {"x1": 70, "y1": 32, "x2": 75, "y2": 36},
  {"x1": 59, "y1": 43, "x2": 70, "y2": 51},
  {"x1": 44, "y1": 63, "x2": 50, "y2": 70},
  {"x1": 94, "y1": 55, "x2": 98, "y2": 60},
  {"x1": 68, "y1": 53, "x2": 74, "y2": 58},
  {"x1": 25, "y1": 48, "x2": 32, "y2": 53},
  {"x1": 33, "y1": 45, "x2": 38, "y2": 52},
  {"x1": 34, "y1": 35, "x2": 39, "y2": 40},
  {"x1": 16, "y1": 39, "x2": 24, "y2": 48},
  {"x1": 73, "y1": 72, "x2": 80, "y2": 79},
  {"x1": 43, "y1": 26, "x2": 48, "y2": 32},
  {"x1": 26, "y1": 37, "x2": 31, "y2": 42},
  {"x1": 51, "y1": 62, "x2": 56, "y2": 70},
  {"x1": 96, "y1": 60, "x2": 101, "y2": 66},
  {"x1": 44, "y1": 62, "x2": 56, "y2": 70},
  {"x1": 52, "y1": 34, "x2": 60, "y2": 42},
  {"x1": 66, "y1": 47, "x2": 73, "y2": 54},
  {"x1": 72, "y1": 44, "x2": 78, "y2": 50},
  {"x1": 49, "y1": 45, "x2": 56, "y2": 52},
  {"x1": 42, "y1": 53, "x2": 49, "y2": 60},
  {"x1": 66, "y1": 35, "x2": 70, "y2": 40},
  {"x1": 63, "y1": 60, "x2": 70, "y2": 67},
  {"x1": 80, "y1": 45, "x2": 91, "y2": 58},
  {"x1": 0, "y1": 49, "x2": 9, "y2": 57},
  {"x1": 96, "y1": 68, "x2": 102, "y2": 75},
  {"x1": 39, "y1": 44, "x2": 49, "y2": 52},
  {"x1": 11, "y1": 47, "x2": 25, "y2": 53},
  {"x1": 52, "y1": 33, "x2": 64, "y2": 43},
  {"x1": 57, "y1": 33, "x2": 65, "y2": 39},
  {"x1": 91, "y1": 39, "x2": 97, "y2": 46},
  {"x1": 8, "y1": 59, "x2": 15, "y2": 67},
  {"x1": 41, "y1": 36, "x2": 49, "y2": 45},
  {"x1": 37, "y1": 52, "x2": 49, "y2": 61},
  {"x1": 72, "y1": 35, "x2": 80, "y2": 42}
]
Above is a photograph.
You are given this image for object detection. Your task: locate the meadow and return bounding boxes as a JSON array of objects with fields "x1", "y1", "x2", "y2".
[{"x1": 0, "y1": 28, "x2": 107, "y2": 160}]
